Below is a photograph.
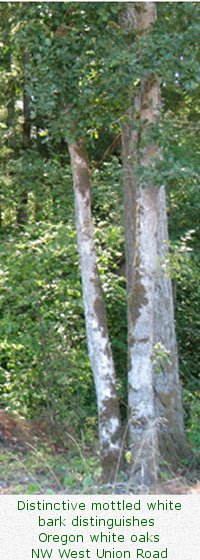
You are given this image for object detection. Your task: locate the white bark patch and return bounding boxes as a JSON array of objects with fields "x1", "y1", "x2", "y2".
[{"x1": 101, "y1": 418, "x2": 121, "y2": 448}]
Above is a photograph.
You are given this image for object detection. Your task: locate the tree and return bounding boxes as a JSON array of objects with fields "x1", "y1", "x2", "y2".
[
  {"x1": 68, "y1": 137, "x2": 122, "y2": 480},
  {"x1": 121, "y1": 2, "x2": 189, "y2": 485},
  {"x1": 16, "y1": 50, "x2": 31, "y2": 225}
]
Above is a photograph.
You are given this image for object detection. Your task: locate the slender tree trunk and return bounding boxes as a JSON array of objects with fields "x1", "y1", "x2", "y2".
[
  {"x1": 121, "y1": 2, "x2": 188, "y2": 485},
  {"x1": 6, "y1": 50, "x2": 16, "y2": 149},
  {"x1": 17, "y1": 51, "x2": 30, "y2": 226},
  {"x1": 68, "y1": 138, "x2": 122, "y2": 480},
  {"x1": 2, "y1": 17, "x2": 16, "y2": 229}
]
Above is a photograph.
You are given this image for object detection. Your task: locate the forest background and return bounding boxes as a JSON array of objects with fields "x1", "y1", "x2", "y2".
[{"x1": 0, "y1": 1, "x2": 199, "y2": 493}]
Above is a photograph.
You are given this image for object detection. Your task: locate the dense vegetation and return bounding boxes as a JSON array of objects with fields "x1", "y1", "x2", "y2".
[{"x1": 0, "y1": 2, "x2": 199, "y2": 492}]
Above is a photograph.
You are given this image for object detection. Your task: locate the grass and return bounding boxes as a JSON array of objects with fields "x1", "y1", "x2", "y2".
[
  {"x1": 0, "y1": 441, "x2": 103, "y2": 494},
  {"x1": 0, "y1": 408, "x2": 199, "y2": 495},
  {"x1": 0, "y1": 439, "x2": 199, "y2": 495}
]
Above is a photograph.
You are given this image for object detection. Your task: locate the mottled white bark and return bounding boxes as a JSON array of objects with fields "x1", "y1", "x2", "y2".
[
  {"x1": 121, "y1": 2, "x2": 188, "y2": 485},
  {"x1": 127, "y1": 183, "x2": 160, "y2": 485},
  {"x1": 68, "y1": 139, "x2": 121, "y2": 479},
  {"x1": 154, "y1": 186, "x2": 188, "y2": 463}
]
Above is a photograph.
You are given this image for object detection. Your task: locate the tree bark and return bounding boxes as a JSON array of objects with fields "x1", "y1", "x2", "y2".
[
  {"x1": 68, "y1": 138, "x2": 122, "y2": 480},
  {"x1": 17, "y1": 50, "x2": 30, "y2": 226},
  {"x1": 121, "y1": 2, "x2": 188, "y2": 485},
  {"x1": 154, "y1": 186, "x2": 188, "y2": 464}
]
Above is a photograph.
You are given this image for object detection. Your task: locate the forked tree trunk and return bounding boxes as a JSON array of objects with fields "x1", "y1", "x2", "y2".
[
  {"x1": 68, "y1": 138, "x2": 122, "y2": 480},
  {"x1": 121, "y1": 2, "x2": 188, "y2": 485}
]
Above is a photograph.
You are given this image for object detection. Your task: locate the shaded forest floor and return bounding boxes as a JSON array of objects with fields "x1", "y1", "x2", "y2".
[{"x1": 0, "y1": 411, "x2": 199, "y2": 495}]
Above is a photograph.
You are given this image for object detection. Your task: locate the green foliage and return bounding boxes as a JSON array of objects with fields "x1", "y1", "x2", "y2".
[
  {"x1": 167, "y1": 180, "x2": 200, "y2": 450},
  {"x1": 0, "y1": 220, "x2": 91, "y2": 421},
  {"x1": 184, "y1": 389, "x2": 200, "y2": 455},
  {"x1": 0, "y1": 157, "x2": 127, "y2": 427},
  {"x1": 152, "y1": 342, "x2": 172, "y2": 374},
  {"x1": 168, "y1": 187, "x2": 200, "y2": 386}
]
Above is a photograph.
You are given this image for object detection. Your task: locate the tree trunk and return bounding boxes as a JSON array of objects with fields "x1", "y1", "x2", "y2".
[
  {"x1": 154, "y1": 185, "x2": 189, "y2": 464},
  {"x1": 17, "y1": 50, "x2": 30, "y2": 226},
  {"x1": 121, "y1": 2, "x2": 188, "y2": 485},
  {"x1": 68, "y1": 138, "x2": 122, "y2": 480}
]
